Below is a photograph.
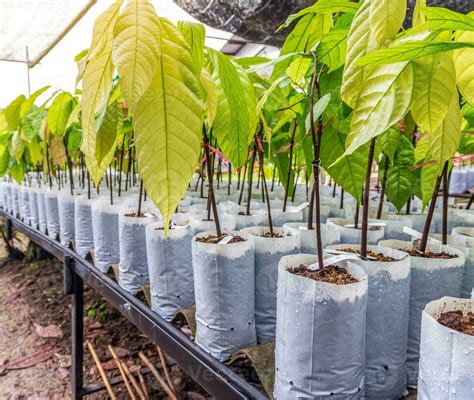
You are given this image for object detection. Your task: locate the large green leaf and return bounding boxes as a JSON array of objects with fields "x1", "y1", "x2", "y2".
[
  {"x1": 178, "y1": 21, "x2": 205, "y2": 73},
  {"x1": 0, "y1": 144, "x2": 9, "y2": 175},
  {"x1": 28, "y1": 137, "x2": 42, "y2": 165},
  {"x1": 211, "y1": 51, "x2": 252, "y2": 167},
  {"x1": 345, "y1": 62, "x2": 414, "y2": 155},
  {"x1": 411, "y1": 53, "x2": 456, "y2": 134},
  {"x1": 9, "y1": 160, "x2": 24, "y2": 184},
  {"x1": 271, "y1": 131, "x2": 295, "y2": 195},
  {"x1": 318, "y1": 26, "x2": 349, "y2": 72},
  {"x1": 81, "y1": 0, "x2": 123, "y2": 180},
  {"x1": 321, "y1": 126, "x2": 367, "y2": 201},
  {"x1": 358, "y1": 41, "x2": 474, "y2": 66},
  {"x1": 271, "y1": 14, "x2": 331, "y2": 81},
  {"x1": 278, "y1": 0, "x2": 360, "y2": 31},
  {"x1": 133, "y1": 18, "x2": 205, "y2": 228},
  {"x1": 112, "y1": 0, "x2": 161, "y2": 115},
  {"x1": 304, "y1": 94, "x2": 331, "y2": 132},
  {"x1": 423, "y1": 6, "x2": 474, "y2": 32},
  {"x1": 429, "y1": 94, "x2": 462, "y2": 174},
  {"x1": 413, "y1": 0, "x2": 427, "y2": 27},
  {"x1": 341, "y1": 1, "x2": 372, "y2": 107},
  {"x1": 20, "y1": 107, "x2": 47, "y2": 142},
  {"x1": 414, "y1": 134, "x2": 430, "y2": 163},
  {"x1": 11, "y1": 131, "x2": 25, "y2": 160},
  {"x1": 385, "y1": 136, "x2": 416, "y2": 210},
  {"x1": 87, "y1": 102, "x2": 120, "y2": 185},
  {"x1": 369, "y1": 0, "x2": 406, "y2": 46},
  {"x1": 5, "y1": 95, "x2": 26, "y2": 131},
  {"x1": 458, "y1": 133, "x2": 474, "y2": 155},
  {"x1": 48, "y1": 92, "x2": 74, "y2": 136},
  {"x1": 378, "y1": 125, "x2": 401, "y2": 163},
  {"x1": 19, "y1": 86, "x2": 50, "y2": 118},
  {"x1": 286, "y1": 56, "x2": 311, "y2": 83},
  {"x1": 200, "y1": 69, "x2": 218, "y2": 127},
  {"x1": 420, "y1": 161, "x2": 439, "y2": 208},
  {"x1": 453, "y1": 28, "x2": 474, "y2": 105}
]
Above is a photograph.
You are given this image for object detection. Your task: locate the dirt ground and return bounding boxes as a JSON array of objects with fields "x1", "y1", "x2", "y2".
[{"x1": 0, "y1": 238, "x2": 210, "y2": 400}]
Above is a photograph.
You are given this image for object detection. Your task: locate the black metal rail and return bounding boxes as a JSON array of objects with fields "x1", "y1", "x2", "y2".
[{"x1": 1, "y1": 209, "x2": 267, "y2": 400}]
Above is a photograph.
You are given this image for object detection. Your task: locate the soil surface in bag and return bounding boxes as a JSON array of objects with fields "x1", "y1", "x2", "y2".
[
  {"x1": 399, "y1": 248, "x2": 458, "y2": 259},
  {"x1": 195, "y1": 234, "x2": 246, "y2": 244},
  {"x1": 259, "y1": 231, "x2": 285, "y2": 238},
  {"x1": 124, "y1": 212, "x2": 155, "y2": 218},
  {"x1": 344, "y1": 225, "x2": 382, "y2": 231},
  {"x1": 437, "y1": 310, "x2": 474, "y2": 336},
  {"x1": 289, "y1": 264, "x2": 358, "y2": 284},
  {"x1": 340, "y1": 248, "x2": 397, "y2": 262}
]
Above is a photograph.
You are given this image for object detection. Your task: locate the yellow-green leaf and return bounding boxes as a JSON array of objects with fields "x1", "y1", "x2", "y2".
[
  {"x1": 453, "y1": 28, "x2": 474, "y2": 105},
  {"x1": 5, "y1": 95, "x2": 26, "y2": 131},
  {"x1": 345, "y1": 62, "x2": 414, "y2": 155},
  {"x1": 133, "y1": 18, "x2": 205, "y2": 229},
  {"x1": 75, "y1": 49, "x2": 89, "y2": 87},
  {"x1": 357, "y1": 41, "x2": 474, "y2": 66},
  {"x1": 271, "y1": 13, "x2": 331, "y2": 81},
  {"x1": 20, "y1": 86, "x2": 50, "y2": 117},
  {"x1": 0, "y1": 144, "x2": 10, "y2": 175},
  {"x1": 48, "y1": 92, "x2": 74, "y2": 136},
  {"x1": 414, "y1": 134, "x2": 430, "y2": 163},
  {"x1": 12, "y1": 131, "x2": 25, "y2": 160},
  {"x1": 29, "y1": 137, "x2": 42, "y2": 165},
  {"x1": 201, "y1": 69, "x2": 218, "y2": 127},
  {"x1": 286, "y1": 56, "x2": 311, "y2": 83},
  {"x1": 421, "y1": 161, "x2": 438, "y2": 207},
  {"x1": 413, "y1": 0, "x2": 426, "y2": 27},
  {"x1": 369, "y1": 0, "x2": 407, "y2": 46},
  {"x1": 81, "y1": 0, "x2": 123, "y2": 179},
  {"x1": 424, "y1": 6, "x2": 474, "y2": 32},
  {"x1": 211, "y1": 51, "x2": 252, "y2": 167},
  {"x1": 90, "y1": 102, "x2": 120, "y2": 185},
  {"x1": 341, "y1": 1, "x2": 372, "y2": 107},
  {"x1": 411, "y1": 53, "x2": 456, "y2": 134},
  {"x1": 429, "y1": 94, "x2": 462, "y2": 174},
  {"x1": 178, "y1": 21, "x2": 205, "y2": 73},
  {"x1": 112, "y1": 0, "x2": 161, "y2": 115},
  {"x1": 9, "y1": 160, "x2": 24, "y2": 184},
  {"x1": 318, "y1": 26, "x2": 349, "y2": 72}
]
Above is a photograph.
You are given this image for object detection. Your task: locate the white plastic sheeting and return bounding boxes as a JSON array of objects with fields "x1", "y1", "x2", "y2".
[{"x1": 0, "y1": 1, "x2": 95, "y2": 65}]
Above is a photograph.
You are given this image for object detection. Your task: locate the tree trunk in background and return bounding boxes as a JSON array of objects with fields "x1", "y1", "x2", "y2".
[{"x1": 174, "y1": 0, "x2": 471, "y2": 46}]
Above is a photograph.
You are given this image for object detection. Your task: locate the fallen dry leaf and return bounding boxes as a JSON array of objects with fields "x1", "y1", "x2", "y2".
[
  {"x1": 5, "y1": 347, "x2": 58, "y2": 372},
  {"x1": 34, "y1": 323, "x2": 63, "y2": 338}
]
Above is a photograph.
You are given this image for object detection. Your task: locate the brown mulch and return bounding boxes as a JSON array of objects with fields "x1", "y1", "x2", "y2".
[
  {"x1": 340, "y1": 248, "x2": 397, "y2": 262},
  {"x1": 437, "y1": 311, "x2": 474, "y2": 336},
  {"x1": 195, "y1": 234, "x2": 245, "y2": 244},
  {"x1": 289, "y1": 265, "x2": 358, "y2": 285}
]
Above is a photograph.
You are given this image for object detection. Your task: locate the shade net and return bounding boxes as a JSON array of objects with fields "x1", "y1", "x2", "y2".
[{"x1": 0, "y1": 0, "x2": 95, "y2": 66}]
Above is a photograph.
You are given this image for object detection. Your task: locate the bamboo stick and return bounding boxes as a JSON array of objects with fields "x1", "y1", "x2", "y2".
[
  {"x1": 156, "y1": 346, "x2": 176, "y2": 396},
  {"x1": 107, "y1": 345, "x2": 136, "y2": 400},
  {"x1": 138, "y1": 352, "x2": 177, "y2": 400},
  {"x1": 85, "y1": 341, "x2": 116, "y2": 400}
]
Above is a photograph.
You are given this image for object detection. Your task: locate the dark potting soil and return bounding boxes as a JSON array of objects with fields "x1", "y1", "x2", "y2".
[
  {"x1": 437, "y1": 310, "x2": 474, "y2": 336},
  {"x1": 124, "y1": 212, "x2": 147, "y2": 218},
  {"x1": 259, "y1": 231, "x2": 284, "y2": 238},
  {"x1": 340, "y1": 248, "x2": 397, "y2": 262},
  {"x1": 289, "y1": 264, "x2": 358, "y2": 285},
  {"x1": 195, "y1": 234, "x2": 246, "y2": 244},
  {"x1": 400, "y1": 248, "x2": 458, "y2": 259}
]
